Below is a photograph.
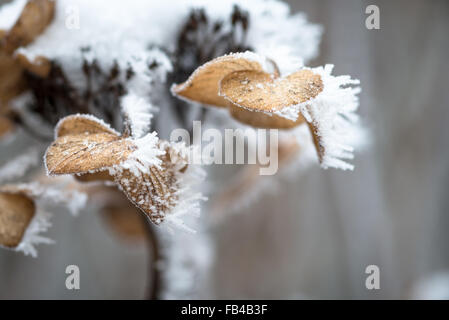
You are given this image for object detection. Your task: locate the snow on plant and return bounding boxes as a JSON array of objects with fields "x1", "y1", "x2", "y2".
[
  {"x1": 0, "y1": 182, "x2": 87, "y2": 257},
  {"x1": 44, "y1": 114, "x2": 205, "y2": 231},
  {"x1": 0, "y1": 0, "x2": 364, "y2": 299},
  {"x1": 172, "y1": 52, "x2": 361, "y2": 170}
]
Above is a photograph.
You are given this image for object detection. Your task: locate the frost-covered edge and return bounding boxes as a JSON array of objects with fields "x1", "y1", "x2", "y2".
[{"x1": 297, "y1": 64, "x2": 361, "y2": 170}]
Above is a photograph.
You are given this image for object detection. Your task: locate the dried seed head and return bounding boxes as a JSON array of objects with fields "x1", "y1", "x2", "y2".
[{"x1": 0, "y1": 191, "x2": 35, "y2": 248}]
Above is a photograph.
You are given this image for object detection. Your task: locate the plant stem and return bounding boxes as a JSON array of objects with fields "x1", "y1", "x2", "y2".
[{"x1": 143, "y1": 217, "x2": 162, "y2": 300}]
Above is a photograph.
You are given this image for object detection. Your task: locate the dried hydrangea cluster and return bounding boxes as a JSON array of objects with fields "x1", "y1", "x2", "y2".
[
  {"x1": 0, "y1": 0, "x2": 363, "y2": 299},
  {"x1": 172, "y1": 52, "x2": 361, "y2": 170},
  {"x1": 44, "y1": 114, "x2": 204, "y2": 231}
]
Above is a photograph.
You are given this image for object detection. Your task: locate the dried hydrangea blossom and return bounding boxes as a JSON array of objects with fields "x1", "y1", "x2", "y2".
[
  {"x1": 172, "y1": 51, "x2": 361, "y2": 170},
  {"x1": 3, "y1": 0, "x2": 320, "y2": 134},
  {"x1": 0, "y1": 0, "x2": 362, "y2": 300},
  {"x1": 44, "y1": 114, "x2": 205, "y2": 231}
]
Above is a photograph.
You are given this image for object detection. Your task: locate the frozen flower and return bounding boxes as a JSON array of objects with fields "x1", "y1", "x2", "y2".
[
  {"x1": 172, "y1": 51, "x2": 361, "y2": 170},
  {"x1": 44, "y1": 114, "x2": 205, "y2": 231}
]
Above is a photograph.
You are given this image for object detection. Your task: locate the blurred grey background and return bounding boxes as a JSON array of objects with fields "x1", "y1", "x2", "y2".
[{"x1": 1, "y1": 0, "x2": 449, "y2": 299}]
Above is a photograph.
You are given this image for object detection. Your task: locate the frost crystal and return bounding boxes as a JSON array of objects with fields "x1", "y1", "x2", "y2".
[
  {"x1": 121, "y1": 94, "x2": 155, "y2": 139},
  {"x1": 163, "y1": 144, "x2": 207, "y2": 233},
  {"x1": 15, "y1": 208, "x2": 53, "y2": 258},
  {"x1": 159, "y1": 221, "x2": 212, "y2": 299},
  {"x1": 298, "y1": 65, "x2": 361, "y2": 170},
  {"x1": 119, "y1": 132, "x2": 164, "y2": 176}
]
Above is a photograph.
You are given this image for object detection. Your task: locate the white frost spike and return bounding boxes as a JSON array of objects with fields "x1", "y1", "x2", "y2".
[
  {"x1": 121, "y1": 132, "x2": 165, "y2": 176},
  {"x1": 15, "y1": 209, "x2": 53, "y2": 258},
  {"x1": 298, "y1": 64, "x2": 361, "y2": 170},
  {"x1": 159, "y1": 222, "x2": 213, "y2": 299},
  {"x1": 0, "y1": 148, "x2": 40, "y2": 183},
  {"x1": 159, "y1": 142, "x2": 207, "y2": 234},
  {"x1": 121, "y1": 93, "x2": 155, "y2": 139}
]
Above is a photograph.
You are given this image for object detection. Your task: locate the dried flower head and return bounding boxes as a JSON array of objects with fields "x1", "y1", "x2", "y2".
[
  {"x1": 45, "y1": 114, "x2": 205, "y2": 231},
  {"x1": 172, "y1": 51, "x2": 361, "y2": 170}
]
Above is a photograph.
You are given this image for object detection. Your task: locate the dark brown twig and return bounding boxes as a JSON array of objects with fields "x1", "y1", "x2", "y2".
[{"x1": 142, "y1": 216, "x2": 162, "y2": 300}]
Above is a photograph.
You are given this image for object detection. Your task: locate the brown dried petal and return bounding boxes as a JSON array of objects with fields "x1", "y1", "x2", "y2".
[
  {"x1": 45, "y1": 115, "x2": 135, "y2": 175},
  {"x1": 0, "y1": 52, "x2": 26, "y2": 108},
  {"x1": 3, "y1": 0, "x2": 55, "y2": 54},
  {"x1": 0, "y1": 115, "x2": 14, "y2": 138},
  {"x1": 56, "y1": 114, "x2": 121, "y2": 137},
  {"x1": 46, "y1": 133, "x2": 135, "y2": 175},
  {"x1": 228, "y1": 103, "x2": 305, "y2": 129},
  {"x1": 75, "y1": 170, "x2": 115, "y2": 183},
  {"x1": 0, "y1": 191, "x2": 35, "y2": 248},
  {"x1": 172, "y1": 53, "x2": 269, "y2": 108},
  {"x1": 220, "y1": 69, "x2": 323, "y2": 114},
  {"x1": 114, "y1": 158, "x2": 179, "y2": 226}
]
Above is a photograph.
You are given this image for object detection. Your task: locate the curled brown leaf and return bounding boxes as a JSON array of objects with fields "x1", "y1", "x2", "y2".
[
  {"x1": 2, "y1": 0, "x2": 55, "y2": 54},
  {"x1": 45, "y1": 115, "x2": 135, "y2": 175},
  {"x1": 0, "y1": 190, "x2": 35, "y2": 248},
  {"x1": 171, "y1": 53, "x2": 275, "y2": 108}
]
